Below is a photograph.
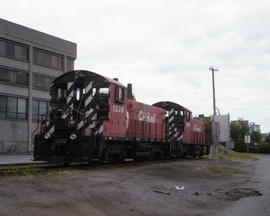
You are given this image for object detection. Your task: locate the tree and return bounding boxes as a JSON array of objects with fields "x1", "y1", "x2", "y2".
[
  {"x1": 251, "y1": 131, "x2": 261, "y2": 143},
  {"x1": 230, "y1": 121, "x2": 249, "y2": 152},
  {"x1": 266, "y1": 133, "x2": 270, "y2": 144},
  {"x1": 202, "y1": 117, "x2": 212, "y2": 145}
]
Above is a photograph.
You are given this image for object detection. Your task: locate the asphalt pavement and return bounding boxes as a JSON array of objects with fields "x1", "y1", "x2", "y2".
[
  {"x1": 0, "y1": 154, "x2": 39, "y2": 165},
  {"x1": 218, "y1": 154, "x2": 270, "y2": 216}
]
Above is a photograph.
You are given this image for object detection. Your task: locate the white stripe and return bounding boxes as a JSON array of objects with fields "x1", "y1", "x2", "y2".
[
  {"x1": 78, "y1": 109, "x2": 95, "y2": 130},
  {"x1": 66, "y1": 92, "x2": 73, "y2": 104},
  {"x1": 174, "y1": 132, "x2": 180, "y2": 138},
  {"x1": 77, "y1": 121, "x2": 84, "y2": 130},
  {"x1": 168, "y1": 116, "x2": 174, "y2": 123},
  {"x1": 85, "y1": 81, "x2": 93, "y2": 93},
  {"x1": 95, "y1": 125, "x2": 103, "y2": 135},
  {"x1": 67, "y1": 82, "x2": 73, "y2": 89},
  {"x1": 91, "y1": 113, "x2": 97, "y2": 120},
  {"x1": 85, "y1": 95, "x2": 93, "y2": 107},
  {"x1": 86, "y1": 123, "x2": 94, "y2": 131},
  {"x1": 48, "y1": 125, "x2": 55, "y2": 134},
  {"x1": 85, "y1": 108, "x2": 94, "y2": 117},
  {"x1": 61, "y1": 113, "x2": 68, "y2": 119},
  {"x1": 90, "y1": 121, "x2": 97, "y2": 128},
  {"x1": 169, "y1": 108, "x2": 175, "y2": 116}
]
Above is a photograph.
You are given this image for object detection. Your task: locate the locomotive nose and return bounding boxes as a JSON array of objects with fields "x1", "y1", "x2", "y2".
[{"x1": 50, "y1": 138, "x2": 68, "y2": 153}]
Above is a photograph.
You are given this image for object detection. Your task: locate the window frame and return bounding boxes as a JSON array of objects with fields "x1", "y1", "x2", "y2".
[
  {"x1": 0, "y1": 95, "x2": 28, "y2": 120},
  {"x1": 115, "y1": 85, "x2": 125, "y2": 104},
  {"x1": 33, "y1": 47, "x2": 64, "y2": 70},
  {"x1": 32, "y1": 99, "x2": 49, "y2": 122},
  {"x1": 0, "y1": 38, "x2": 29, "y2": 62}
]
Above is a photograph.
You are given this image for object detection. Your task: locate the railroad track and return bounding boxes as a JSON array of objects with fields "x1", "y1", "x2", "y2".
[
  {"x1": 0, "y1": 157, "x2": 200, "y2": 178},
  {"x1": 0, "y1": 163, "x2": 66, "y2": 177}
]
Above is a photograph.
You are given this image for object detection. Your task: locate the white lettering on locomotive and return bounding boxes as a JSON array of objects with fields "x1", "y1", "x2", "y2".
[
  {"x1": 138, "y1": 110, "x2": 156, "y2": 123},
  {"x1": 193, "y1": 125, "x2": 201, "y2": 132},
  {"x1": 113, "y1": 105, "x2": 124, "y2": 113}
]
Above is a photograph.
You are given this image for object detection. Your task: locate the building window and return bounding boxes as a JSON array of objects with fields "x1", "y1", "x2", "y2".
[
  {"x1": 5, "y1": 42, "x2": 15, "y2": 58},
  {"x1": 16, "y1": 72, "x2": 28, "y2": 86},
  {"x1": 0, "y1": 95, "x2": 49, "y2": 121},
  {"x1": 32, "y1": 99, "x2": 49, "y2": 121},
  {"x1": 32, "y1": 100, "x2": 39, "y2": 121},
  {"x1": 17, "y1": 98, "x2": 27, "y2": 119},
  {"x1": 0, "y1": 66, "x2": 53, "y2": 91},
  {"x1": 0, "y1": 40, "x2": 4, "y2": 56},
  {"x1": 33, "y1": 74, "x2": 53, "y2": 91},
  {"x1": 44, "y1": 77, "x2": 52, "y2": 91},
  {"x1": 39, "y1": 101, "x2": 47, "y2": 117},
  {"x1": 0, "y1": 66, "x2": 29, "y2": 87},
  {"x1": 7, "y1": 97, "x2": 17, "y2": 119},
  {"x1": 0, "y1": 95, "x2": 28, "y2": 120},
  {"x1": 0, "y1": 96, "x2": 6, "y2": 118},
  {"x1": 0, "y1": 67, "x2": 12, "y2": 83},
  {"x1": 33, "y1": 48, "x2": 63, "y2": 70},
  {"x1": 67, "y1": 57, "x2": 75, "y2": 71},
  {"x1": 14, "y1": 45, "x2": 28, "y2": 61},
  {"x1": 51, "y1": 55, "x2": 58, "y2": 68},
  {"x1": 0, "y1": 38, "x2": 29, "y2": 61},
  {"x1": 33, "y1": 74, "x2": 45, "y2": 89}
]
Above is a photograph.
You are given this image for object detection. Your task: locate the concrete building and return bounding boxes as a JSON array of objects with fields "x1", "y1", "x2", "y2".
[
  {"x1": 231, "y1": 118, "x2": 249, "y2": 128},
  {"x1": 0, "y1": 18, "x2": 77, "y2": 153},
  {"x1": 249, "y1": 122, "x2": 261, "y2": 133}
]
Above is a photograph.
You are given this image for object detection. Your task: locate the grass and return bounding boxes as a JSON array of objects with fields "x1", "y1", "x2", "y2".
[
  {"x1": 0, "y1": 163, "x2": 73, "y2": 178},
  {"x1": 207, "y1": 166, "x2": 247, "y2": 175},
  {"x1": 230, "y1": 151, "x2": 259, "y2": 161},
  {"x1": 207, "y1": 145, "x2": 259, "y2": 161}
]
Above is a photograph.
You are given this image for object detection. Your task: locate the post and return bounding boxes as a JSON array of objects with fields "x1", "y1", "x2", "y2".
[
  {"x1": 245, "y1": 134, "x2": 250, "y2": 153},
  {"x1": 209, "y1": 66, "x2": 218, "y2": 166}
]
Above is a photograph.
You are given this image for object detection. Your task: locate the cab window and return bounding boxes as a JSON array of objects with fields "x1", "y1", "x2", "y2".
[
  {"x1": 115, "y1": 85, "x2": 125, "y2": 103},
  {"x1": 100, "y1": 87, "x2": 109, "y2": 94},
  {"x1": 57, "y1": 88, "x2": 66, "y2": 101},
  {"x1": 186, "y1": 111, "x2": 191, "y2": 122}
]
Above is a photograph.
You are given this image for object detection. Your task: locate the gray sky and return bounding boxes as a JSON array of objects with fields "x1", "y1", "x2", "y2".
[{"x1": 1, "y1": 0, "x2": 270, "y2": 132}]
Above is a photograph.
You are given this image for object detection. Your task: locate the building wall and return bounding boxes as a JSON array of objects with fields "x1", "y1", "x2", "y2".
[
  {"x1": 250, "y1": 122, "x2": 261, "y2": 133},
  {"x1": 0, "y1": 18, "x2": 77, "y2": 153}
]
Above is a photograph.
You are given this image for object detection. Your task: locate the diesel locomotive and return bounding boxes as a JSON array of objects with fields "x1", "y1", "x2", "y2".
[{"x1": 34, "y1": 70, "x2": 209, "y2": 163}]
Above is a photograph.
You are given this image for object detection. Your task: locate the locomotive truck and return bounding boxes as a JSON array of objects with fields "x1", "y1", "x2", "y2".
[{"x1": 34, "y1": 70, "x2": 209, "y2": 164}]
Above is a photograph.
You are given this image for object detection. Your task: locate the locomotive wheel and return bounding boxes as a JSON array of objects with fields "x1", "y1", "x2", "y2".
[
  {"x1": 118, "y1": 151, "x2": 126, "y2": 163},
  {"x1": 63, "y1": 161, "x2": 70, "y2": 167}
]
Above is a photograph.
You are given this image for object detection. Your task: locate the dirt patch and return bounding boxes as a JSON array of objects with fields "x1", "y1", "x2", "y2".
[
  {"x1": 0, "y1": 159, "x2": 259, "y2": 216},
  {"x1": 224, "y1": 188, "x2": 263, "y2": 201}
]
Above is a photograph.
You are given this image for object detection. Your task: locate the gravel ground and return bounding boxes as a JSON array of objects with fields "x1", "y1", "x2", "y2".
[{"x1": 0, "y1": 158, "x2": 260, "y2": 216}]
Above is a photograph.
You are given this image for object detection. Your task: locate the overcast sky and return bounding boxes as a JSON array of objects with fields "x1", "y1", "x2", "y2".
[{"x1": 1, "y1": 0, "x2": 270, "y2": 132}]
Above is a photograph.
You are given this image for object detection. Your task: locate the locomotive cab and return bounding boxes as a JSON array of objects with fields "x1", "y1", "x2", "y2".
[{"x1": 34, "y1": 70, "x2": 112, "y2": 163}]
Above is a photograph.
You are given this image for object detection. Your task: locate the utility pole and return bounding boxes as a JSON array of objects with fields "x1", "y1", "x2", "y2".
[
  {"x1": 210, "y1": 66, "x2": 218, "y2": 115},
  {"x1": 209, "y1": 66, "x2": 218, "y2": 166}
]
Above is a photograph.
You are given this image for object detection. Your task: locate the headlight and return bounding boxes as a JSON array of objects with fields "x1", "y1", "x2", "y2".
[
  {"x1": 44, "y1": 133, "x2": 51, "y2": 139},
  {"x1": 69, "y1": 134, "x2": 77, "y2": 140}
]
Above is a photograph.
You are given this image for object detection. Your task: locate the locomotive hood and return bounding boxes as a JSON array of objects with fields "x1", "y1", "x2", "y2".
[{"x1": 51, "y1": 70, "x2": 126, "y2": 88}]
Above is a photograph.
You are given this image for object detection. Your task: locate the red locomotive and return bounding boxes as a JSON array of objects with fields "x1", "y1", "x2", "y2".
[{"x1": 34, "y1": 70, "x2": 209, "y2": 163}]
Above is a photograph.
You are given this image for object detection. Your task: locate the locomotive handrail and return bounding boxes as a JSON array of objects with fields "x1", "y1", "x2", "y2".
[{"x1": 31, "y1": 110, "x2": 50, "y2": 141}]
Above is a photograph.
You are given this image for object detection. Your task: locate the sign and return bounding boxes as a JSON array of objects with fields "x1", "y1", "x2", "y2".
[
  {"x1": 245, "y1": 135, "x2": 250, "y2": 144},
  {"x1": 213, "y1": 114, "x2": 230, "y2": 142},
  {"x1": 226, "y1": 141, "x2": 235, "y2": 149}
]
